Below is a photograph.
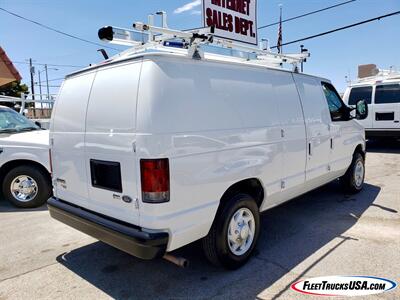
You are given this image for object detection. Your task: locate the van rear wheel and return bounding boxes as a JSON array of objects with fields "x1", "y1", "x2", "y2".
[
  {"x1": 340, "y1": 152, "x2": 365, "y2": 194},
  {"x1": 2, "y1": 165, "x2": 51, "y2": 208},
  {"x1": 202, "y1": 193, "x2": 260, "y2": 269}
]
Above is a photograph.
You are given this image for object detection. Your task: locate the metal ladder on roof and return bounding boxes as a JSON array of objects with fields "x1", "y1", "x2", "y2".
[{"x1": 97, "y1": 12, "x2": 310, "y2": 71}]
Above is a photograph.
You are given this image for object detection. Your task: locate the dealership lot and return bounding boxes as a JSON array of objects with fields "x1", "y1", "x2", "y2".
[{"x1": 0, "y1": 140, "x2": 399, "y2": 300}]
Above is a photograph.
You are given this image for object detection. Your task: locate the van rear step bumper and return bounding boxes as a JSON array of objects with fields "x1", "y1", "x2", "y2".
[{"x1": 47, "y1": 197, "x2": 168, "y2": 260}]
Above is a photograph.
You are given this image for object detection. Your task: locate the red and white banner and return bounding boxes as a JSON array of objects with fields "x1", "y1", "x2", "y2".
[{"x1": 203, "y1": 0, "x2": 258, "y2": 45}]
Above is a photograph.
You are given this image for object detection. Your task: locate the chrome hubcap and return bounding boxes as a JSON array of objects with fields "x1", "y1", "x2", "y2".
[
  {"x1": 354, "y1": 160, "x2": 364, "y2": 188},
  {"x1": 227, "y1": 208, "x2": 255, "y2": 256},
  {"x1": 10, "y1": 175, "x2": 38, "y2": 202}
]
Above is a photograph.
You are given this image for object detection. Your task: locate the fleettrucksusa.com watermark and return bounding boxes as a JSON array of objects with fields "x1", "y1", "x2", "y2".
[{"x1": 291, "y1": 276, "x2": 397, "y2": 297}]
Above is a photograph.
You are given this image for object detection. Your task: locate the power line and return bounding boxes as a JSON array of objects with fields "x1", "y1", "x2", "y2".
[
  {"x1": 36, "y1": 77, "x2": 65, "y2": 84},
  {"x1": 34, "y1": 83, "x2": 61, "y2": 88},
  {"x1": 258, "y1": 0, "x2": 357, "y2": 29},
  {"x1": 1, "y1": 59, "x2": 85, "y2": 68},
  {"x1": 0, "y1": 7, "x2": 120, "y2": 51},
  {"x1": 270, "y1": 11, "x2": 400, "y2": 48}
]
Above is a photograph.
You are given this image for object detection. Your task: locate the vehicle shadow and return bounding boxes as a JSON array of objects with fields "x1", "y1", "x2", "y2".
[
  {"x1": 366, "y1": 138, "x2": 400, "y2": 154},
  {"x1": 56, "y1": 181, "x2": 380, "y2": 299},
  {"x1": 0, "y1": 199, "x2": 47, "y2": 212}
]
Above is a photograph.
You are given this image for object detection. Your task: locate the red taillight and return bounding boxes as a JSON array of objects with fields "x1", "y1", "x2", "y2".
[{"x1": 140, "y1": 158, "x2": 170, "y2": 203}]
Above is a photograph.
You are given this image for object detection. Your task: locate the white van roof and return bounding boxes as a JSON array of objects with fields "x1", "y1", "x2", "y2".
[
  {"x1": 66, "y1": 47, "x2": 329, "y2": 83},
  {"x1": 348, "y1": 69, "x2": 400, "y2": 88}
]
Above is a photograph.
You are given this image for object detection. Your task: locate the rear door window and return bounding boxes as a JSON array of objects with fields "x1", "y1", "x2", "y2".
[
  {"x1": 348, "y1": 86, "x2": 372, "y2": 105},
  {"x1": 375, "y1": 84, "x2": 400, "y2": 104}
]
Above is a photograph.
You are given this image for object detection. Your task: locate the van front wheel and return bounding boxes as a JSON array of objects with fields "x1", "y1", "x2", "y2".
[
  {"x1": 202, "y1": 193, "x2": 260, "y2": 269},
  {"x1": 340, "y1": 152, "x2": 365, "y2": 194},
  {"x1": 2, "y1": 165, "x2": 51, "y2": 208}
]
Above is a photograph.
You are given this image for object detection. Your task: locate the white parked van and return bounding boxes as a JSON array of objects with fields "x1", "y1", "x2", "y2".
[
  {"x1": 48, "y1": 42, "x2": 369, "y2": 269},
  {"x1": 0, "y1": 106, "x2": 52, "y2": 208},
  {"x1": 343, "y1": 68, "x2": 400, "y2": 138}
]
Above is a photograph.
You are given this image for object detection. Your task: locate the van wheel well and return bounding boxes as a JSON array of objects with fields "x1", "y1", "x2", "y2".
[
  {"x1": 0, "y1": 160, "x2": 51, "y2": 184},
  {"x1": 220, "y1": 178, "x2": 264, "y2": 209},
  {"x1": 354, "y1": 144, "x2": 365, "y2": 160}
]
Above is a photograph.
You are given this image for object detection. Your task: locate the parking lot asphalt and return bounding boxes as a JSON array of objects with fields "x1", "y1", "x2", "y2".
[{"x1": 0, "y1": 140, "x2": 399, "y2": 300}]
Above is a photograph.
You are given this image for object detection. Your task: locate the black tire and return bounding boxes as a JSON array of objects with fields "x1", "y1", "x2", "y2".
[
  {"x1": 340, "y1": 152, "x2": 365, "y2": 194},
  {"x1": 202, "y1": 193, "x2": 260, "y2": 269},
  {"x1": 2, "y1": 165, "x2": 52, "y2": 208}
]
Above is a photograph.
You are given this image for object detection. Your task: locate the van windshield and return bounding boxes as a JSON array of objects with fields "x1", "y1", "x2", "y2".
[{"x1": 0, "y1": 108, "x2": 40, "y2": 133}]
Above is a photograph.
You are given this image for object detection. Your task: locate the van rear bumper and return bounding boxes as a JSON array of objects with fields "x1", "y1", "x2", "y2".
[{"x1": 47, "y1": 197, "x2": 168, "y2": 260}]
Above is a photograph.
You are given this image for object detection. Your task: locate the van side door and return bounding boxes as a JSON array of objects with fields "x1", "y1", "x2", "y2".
[
  {"x1": 273, "y1": 72, "x2": 307, "y2": 199},
  {"x1": 373, "y1": 83, "x2": 400, "y2": 130},
  {"x1": 293, "y1": 74, "x2": 332, "y2": 186},
  {"x1": 321, "y1": 82, "x2": 355, "y2": 174}
]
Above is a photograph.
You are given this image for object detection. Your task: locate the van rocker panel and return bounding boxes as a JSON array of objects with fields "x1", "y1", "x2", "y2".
[{"x1": 47, "y1": 197, "x2": 168, "y2": 260}]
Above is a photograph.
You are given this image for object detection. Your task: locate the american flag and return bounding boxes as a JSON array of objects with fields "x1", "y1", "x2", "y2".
[{"x1": 277, "y1": 6, "x2": 283, "y2": 53}]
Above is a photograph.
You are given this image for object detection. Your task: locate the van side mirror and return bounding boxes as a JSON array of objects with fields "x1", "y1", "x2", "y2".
[
  {"x1": 355, "y1": 100, "x2": 368, "y2": 120},
  {"x1": 35, "y1": 121, "x2": 42, "y2": 128}
]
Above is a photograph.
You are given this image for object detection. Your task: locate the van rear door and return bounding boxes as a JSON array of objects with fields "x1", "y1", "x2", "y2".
[
  {"x1": 84, "y1": 60, "x2": 142, "y2": 225},
  {"x1": 372, "y1": 83, "x2": 400, "y2": 130},
  {"x1": 51, "y1": 72, "x2": 95, "y2": 208}
]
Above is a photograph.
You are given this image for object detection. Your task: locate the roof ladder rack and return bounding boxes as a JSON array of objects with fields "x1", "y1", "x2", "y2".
[{"x1": 98, "y1": 14, "x2": 310, "y2": 69}]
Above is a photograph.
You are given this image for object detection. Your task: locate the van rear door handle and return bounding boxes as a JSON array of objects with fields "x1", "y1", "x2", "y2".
[{"x1": 308, "y1": 142, "x2": 312, "y2": 156}]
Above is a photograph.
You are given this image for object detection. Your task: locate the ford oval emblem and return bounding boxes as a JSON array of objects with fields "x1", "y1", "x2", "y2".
[{"x1": 122, "y1": 196, "x2": 133, "y2": 203}]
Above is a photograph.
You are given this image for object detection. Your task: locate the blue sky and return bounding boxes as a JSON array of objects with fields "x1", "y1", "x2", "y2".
[{"x1": 0, "y1": 0, "x2": 399, "y2": 94}]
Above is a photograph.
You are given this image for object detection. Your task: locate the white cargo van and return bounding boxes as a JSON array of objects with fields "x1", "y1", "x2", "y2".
[
  {"x1": 343, "y1": 69, "x2": 400, "y2": 139},
  {"x1": 48, "y1": 27, "x2": 368, "y2": 269}
]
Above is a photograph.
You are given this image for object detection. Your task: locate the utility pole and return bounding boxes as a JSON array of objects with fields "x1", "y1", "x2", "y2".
[
  {"x1": 38, "y1": 71, "x2": 43, "y2": 99},
  {"x1": 45, "y1": 64, "x2": 50, "y2": 100},
  {"x1": 29, "y1": 58, "x2": 35, "y2": 100},
  {"x1": 38, "y1": 70, "x2": 43, "y2": 110}
]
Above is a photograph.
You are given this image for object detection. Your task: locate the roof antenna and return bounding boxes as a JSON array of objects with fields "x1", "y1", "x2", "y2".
[{"x1": 97, "y1": 49, "x2": 109, "y2": 60}]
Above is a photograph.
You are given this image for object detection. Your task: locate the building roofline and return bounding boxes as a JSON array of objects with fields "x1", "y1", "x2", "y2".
[{"x1": 0, "y1": 47, "x2": 22, "y2": 84}]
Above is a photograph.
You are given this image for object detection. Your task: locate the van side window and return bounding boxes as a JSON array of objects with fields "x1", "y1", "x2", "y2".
[
  {"x1": 348, "y1": 86, "x2": 372, "y2": 105},
  {"x1": 375, "y1": 84, "x2": 400, "y2": 104},
  {"x1": 321, "y1": 82, "x2": 347, "y2": 121}
]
